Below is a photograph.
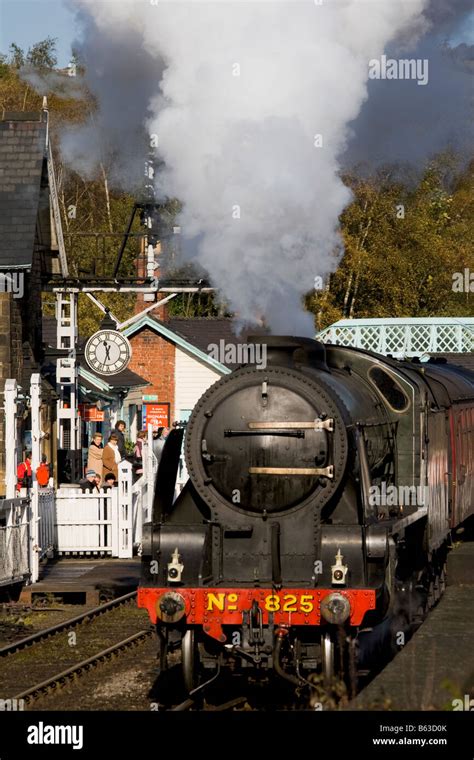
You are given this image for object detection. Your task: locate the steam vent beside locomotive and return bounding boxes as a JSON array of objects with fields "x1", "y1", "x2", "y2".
[{"x1": 138, "y1": 336, "x2": 474, "y2": 699}]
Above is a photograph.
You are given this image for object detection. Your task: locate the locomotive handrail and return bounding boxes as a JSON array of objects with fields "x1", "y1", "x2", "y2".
[
  {"x1": 249, "y1": 466, "x2": 334, "y2": 477},
  {"x1": 224, "y1": 430, "x2": 305, "y2": 437},
  {"x1": 248, "y1": 419, "x2": 334, "y2": 431}
]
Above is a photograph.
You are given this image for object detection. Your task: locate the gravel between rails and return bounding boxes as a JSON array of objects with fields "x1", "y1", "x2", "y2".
[
  {"x1": 26, "y1": 633, "x2": 161, "y2": 711},
  {"x1": 0, "y1": 602, "x2": 153, "y2": 705}
]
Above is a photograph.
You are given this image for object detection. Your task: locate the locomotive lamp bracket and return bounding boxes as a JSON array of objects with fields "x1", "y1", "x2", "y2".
[
  {"x1": 331, "y1": 548, "x2": 348, "y2": 586},
  {"x1": 167, "y1": 547, "x2": 184, "y2": 583}
]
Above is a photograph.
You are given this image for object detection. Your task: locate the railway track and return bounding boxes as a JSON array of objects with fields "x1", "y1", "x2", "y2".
[
  {"x1": 12, "y1": 629, "x2": 152, "y2": 704},
  {"x1": 0, "y1": 591, "x2": 153, "y2": 706},
  {"x1": 0, "y1": 590, "x2": 138, "y2": 657}
]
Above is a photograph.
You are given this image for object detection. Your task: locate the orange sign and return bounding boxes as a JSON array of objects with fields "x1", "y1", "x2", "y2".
[
  {"x1": 143, "y1": 403, "x2": 170, "y2": 429},
  {"x1": 78, "y1": 404, "x2": 105, "y2": 422}
]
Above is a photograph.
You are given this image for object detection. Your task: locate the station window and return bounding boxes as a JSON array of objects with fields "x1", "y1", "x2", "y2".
[{"x1": 368, "y1": 366, "x2": 410, "y2": 412}]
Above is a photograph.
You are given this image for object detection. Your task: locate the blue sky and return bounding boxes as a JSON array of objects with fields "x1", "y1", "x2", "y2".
[
  {"x1": 0, "y1": 0, "x2": 77, "y2": 66},
  {"x1": 0, "y1": 0, "x2": 473, "y2": 69}
]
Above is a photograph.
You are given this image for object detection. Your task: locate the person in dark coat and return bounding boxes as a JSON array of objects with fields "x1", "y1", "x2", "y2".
[
  {"x1": 78, "y1": 469, "x2": 101, "y2": 492},
  {"x1": 112, "y1": 421, "x2": 127, "y2": 458},
  {"x1": 152, "y1": 427, "x2": 170, "y2": 465},
  {"x1": 103, "y1": 473, "x2": 117, "y2": 489}
]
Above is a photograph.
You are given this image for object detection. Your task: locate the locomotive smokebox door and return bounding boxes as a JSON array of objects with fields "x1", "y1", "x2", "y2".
[{"x1": 185, "y1": 363, "x2": 349, "y2": 516}]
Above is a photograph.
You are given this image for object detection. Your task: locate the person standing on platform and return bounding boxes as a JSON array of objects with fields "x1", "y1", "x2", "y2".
[
  {"x1": 87, "y1": 432, "x2": 104, "y2": 481},
  {"x1": 133, "y1": 430, "x2": 147, "y2": 478},
  {"x1": 103, "y1": 473, "x2": 117, "y2": 489},
  {"x1": 112, "y1": 420, "x2": 127, "y2": 459},
  {"x1": 78, "y1": 469, "x2": 101, "y2": 492},
  {"x1": 102, "y1": 433, "x2": 121, "y2": 482},
  {"x1": 36, "y1": 455, "x2": 50, "y2": 488},
  {"x1": 17, "y1": 451, "x2": 32, "y2": 492},
  {"x1": 152, "y1": 427, "x2": 170, "y2": 465}
]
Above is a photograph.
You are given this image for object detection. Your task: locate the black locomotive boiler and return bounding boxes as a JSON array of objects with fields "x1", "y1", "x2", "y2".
[{"x1": 138, "y1": 336, "x2": 474, "y2": 693}]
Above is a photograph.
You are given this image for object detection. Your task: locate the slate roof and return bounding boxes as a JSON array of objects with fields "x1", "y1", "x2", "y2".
[
  {"x1": 83, "y1": 362, "x2": 148, "y2": 391},
  {"x1": 167, "y1": 317, "x2": 244, "y2": 353},
  {"x1": 165, "y1": 316, "x2": 269, "y2": 368},
  {"x1": 0, "y1": 112, "x2": 47, "y2": 269}
]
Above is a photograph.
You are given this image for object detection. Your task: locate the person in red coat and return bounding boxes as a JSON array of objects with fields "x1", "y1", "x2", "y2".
[
  {"x1": 36, "y1": 455, "x2": 51, "y2": 488},
  {"x1": 17, "y1": 451, "x2": 32, "y2": 491}
]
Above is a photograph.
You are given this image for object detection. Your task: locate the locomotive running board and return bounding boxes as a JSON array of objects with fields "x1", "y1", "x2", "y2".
[
  {"x1": 387, "y1": 506, "x2": 428, "y2": 534},
  {"x1": 249, "y1": 466, "x2": 334, "y2": 478},
  {"x1": 248, "y1": 419, "x2": 334, "y2": 431}
]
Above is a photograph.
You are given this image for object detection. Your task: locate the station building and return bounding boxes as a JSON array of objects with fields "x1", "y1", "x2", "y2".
[
  {"x1": 0, "y1": 111, "x2": 60, "y2": 494},
  {"x1": 122, "y1": 314, "x2": 270, "y2": 434}
]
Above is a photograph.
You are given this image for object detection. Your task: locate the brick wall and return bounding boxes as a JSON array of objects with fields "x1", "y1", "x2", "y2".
[
  {"x1": 134, "y1": 240, "x2": 169, "y2": 321},
  {"x1": 128, "y1": 327, "x2": 176, "y2": 420},
  {"x1": 134, "y1": 291, "x2": 169, "y2": 321}
]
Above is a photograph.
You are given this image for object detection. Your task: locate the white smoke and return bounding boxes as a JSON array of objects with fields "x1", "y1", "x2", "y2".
[{"x1": 69, "y1": 0, "x2": 429, "y2": 334}]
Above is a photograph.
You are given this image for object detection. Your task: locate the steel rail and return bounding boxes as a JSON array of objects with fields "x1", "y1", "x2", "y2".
[
  {"x1": 12, "y1": 629, "x2": 152, "y2": 702},
  {"x1": 0, "y1": 591, "x2": 137, "y2": 657}
]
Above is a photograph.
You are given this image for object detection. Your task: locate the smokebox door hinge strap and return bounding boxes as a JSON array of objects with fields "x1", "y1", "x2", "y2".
[
  {"x1": 249, "y1": 466, "x2": 334, "y2": 478},
  {"x1": 248, "y1": 418, "x2": 334, "y2": 431}
]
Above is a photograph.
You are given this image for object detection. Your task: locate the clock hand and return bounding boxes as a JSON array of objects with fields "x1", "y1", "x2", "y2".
[{"x1": 102, "y1": 341, "x2": 111, "y2": 362}]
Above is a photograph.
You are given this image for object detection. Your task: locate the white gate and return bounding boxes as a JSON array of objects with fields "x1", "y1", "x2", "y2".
[
  {"x1": 53, "y1": 461, "x2": 134, "y2": 559},
  {"x1": 3, "y1": 376, "x2": 144, "y2": 585},
  {"x1": 55, "y1": 487, "x2": 120, "y2": 556}
]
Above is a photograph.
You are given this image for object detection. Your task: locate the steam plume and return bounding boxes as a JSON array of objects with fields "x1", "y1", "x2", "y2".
[{"x1": 67, "y1": 0, "x2": 436, "y2": 333}]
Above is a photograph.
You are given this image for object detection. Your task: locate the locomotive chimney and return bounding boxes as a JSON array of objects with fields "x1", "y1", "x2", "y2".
[{"x1": 249, "y1": 335, "x2": 328, "y2": 369}]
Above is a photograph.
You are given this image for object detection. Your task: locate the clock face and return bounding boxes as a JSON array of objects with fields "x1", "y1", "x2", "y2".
[{"x1": 85, "y1": 330, "x2": 132, "y2": 375}]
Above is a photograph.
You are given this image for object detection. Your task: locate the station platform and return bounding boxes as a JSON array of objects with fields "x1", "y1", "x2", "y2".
[
  {"x1": 351, "y1": 541, "x2": 474, "y2": 710},
  {"x1": 19, "y1": 558, "x2": 141, "y2": 604}
]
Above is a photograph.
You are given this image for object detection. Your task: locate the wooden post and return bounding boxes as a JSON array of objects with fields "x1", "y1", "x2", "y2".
[
  {"x1": 28, "y1": 373, "x2": 43, "y2": 583},
  {"x1": 30, "y1": 373, "x2": 41, "y2": 479},
  {"x1": 4, "y1": 379, "x2": 18, "y2": 500},
  {"x1": 117, "y1": 459, "x2": 133, "y2": 558},
  {"x1": 146, "y1": 425, "x2": 156, "y2": 521},
  {"x1": 29, "y1": 484, "x2": 39, "y2": 583}
]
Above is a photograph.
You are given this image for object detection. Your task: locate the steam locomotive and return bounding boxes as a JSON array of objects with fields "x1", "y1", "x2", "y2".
[{"x1": 138, "y1": 336, "x2": 473, "y2": 696}]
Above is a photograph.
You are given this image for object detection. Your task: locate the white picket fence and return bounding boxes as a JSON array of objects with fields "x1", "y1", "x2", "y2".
[
  {"x1": 1, "y1": 375, "x2": 174, "y2": 585},
  {"x1": 0, "y1": 437, "x2": 187, "y2": 585},
  {"x1": 16, "y1": 460, "x2": 152, "y2": 583},
  {"x1": 38, "y1": 461, "x2": 135, "y2": 556},
  {"x1": 55, "y1": 489, "x2": 118, "y2": 554}
]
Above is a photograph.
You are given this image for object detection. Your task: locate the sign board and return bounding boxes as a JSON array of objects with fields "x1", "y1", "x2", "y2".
[
  {"x1": 143, "y1": 403, "x2": 170, "y2": 429},
  {"x1": 143, "y1": 394, "x2": 159, "y2": 402},
  {"x1": 78, "y1": 404, "x2": 105, "y2": 422}
]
